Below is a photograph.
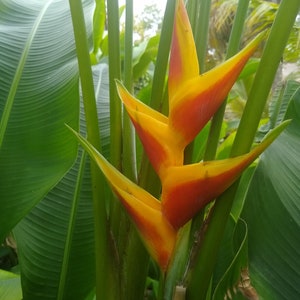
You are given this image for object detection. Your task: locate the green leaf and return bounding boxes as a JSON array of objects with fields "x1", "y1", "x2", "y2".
[
  {"x1": 237, "y1": 58, "x2": 260, "y2": 80},
  {"x1": 230, "y1": 166, "x2": 256, "y2": 222},
  {"x1": 266, "y1": 80, "x2": 300, "y2": 131},
  {"x1": 0, "y1": 269, "x2": 22, "y2": 300},
  {"x1": 132, "y1": 35, "x2": 160, "y2": 81},
  {"x1": 0, "y1": 0, "x2": 94, "y2": 242},
  {"x1": 212, "y1": 218, "x2": 248, "y2": 300},
  {"x1": 90, "y1": 0, "x2": 106, "y2": 64},
  {"x1": 242, "y1": 93, "x2": 300, "y2": 299},
  {"x1": 14, "y1": 64, "x2": 110, "y2": 300}
]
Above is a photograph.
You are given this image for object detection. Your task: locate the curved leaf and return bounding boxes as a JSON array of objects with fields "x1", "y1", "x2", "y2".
[
  {"x1": 242, "y1": 91, "x2": 300, "y2": 299},
  {"x1": 269, "y1": 80, "x2": 300, "y2": 129},
  {"x1": 13, "y1": 64, "x2": 110, "y2": 300},
  {"x1": 132, "y1": 35, "x2": 160, "y2": 81},
  {"x1": 0, "y1": 0, "x2": 94, "y2": 241},
  {"x1": 213, "y1": 218, "x2": 250, "y2": 300},
  {"x1": 0, "y1": 269, "x2": 22, "y2": 300}
]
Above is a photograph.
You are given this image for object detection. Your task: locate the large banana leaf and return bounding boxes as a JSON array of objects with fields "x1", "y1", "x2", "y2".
[
  {"x1": 242, "y1": 88, "x2": 300, "y2": 299},
  {"x1": 14, "y1": 64, "x2": 110, "y2": 299},
  {"x1": 0, "y1": 0, "x2": 93, "y2": 241}
]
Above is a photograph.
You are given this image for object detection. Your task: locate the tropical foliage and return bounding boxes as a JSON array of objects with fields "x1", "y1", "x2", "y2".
[{"x1": 0, "y1": 0, "x2": 300, "y2": 299}]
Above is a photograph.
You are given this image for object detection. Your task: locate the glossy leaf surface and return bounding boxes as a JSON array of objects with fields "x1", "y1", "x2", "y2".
[
  {"x1": 0, "y1": 270, "x2": 22, "y2": 300},
  {"x1": 242, "y1": 92, "x2": 300, "y2": 299},
  {"x1": 13, "y1": 64, "x2": 110, "y2": 299},
  {"x1": 0, "y1": 0, "x2": 93, "y2": 242}
]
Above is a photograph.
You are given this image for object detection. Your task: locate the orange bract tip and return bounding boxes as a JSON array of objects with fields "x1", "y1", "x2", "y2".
[
  {"x1": 169, "y1": 0, "x2": 199, "y2": 99},
  {"x1": 168, "y1": 33, "x2": 263, "y2": 148},
  {"x1": 115, "y1": 188, "x2": 177, "y2": 272}
]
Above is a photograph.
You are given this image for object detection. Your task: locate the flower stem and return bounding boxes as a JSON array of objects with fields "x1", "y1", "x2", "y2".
[
  {"x1": 68, "y1": 1, "x2": 116, "y2": 299},
  {"x1": 203, "y1": 0, "x2": 250, "y2": 161}
]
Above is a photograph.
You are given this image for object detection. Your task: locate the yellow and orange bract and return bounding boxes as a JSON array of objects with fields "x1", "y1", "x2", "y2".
[
  {"x1": 69, "y1": 0, "x2": 287, "y2": 272},
  {"x1": 67, "y1": 125, "x2": 177, "y2": 271},
  {"x1": 160, "y1": 125, "x2": 288, "y2": 229}
]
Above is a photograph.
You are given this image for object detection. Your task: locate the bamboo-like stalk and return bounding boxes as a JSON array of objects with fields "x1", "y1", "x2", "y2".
[
  {"x1": 107, "y1": 0, "x2": 122, "y2": 169},
  {"x1": 106, "y1": 0, "x2": 124, "y2": 250},
  {"x1": 122, "y1": 0, "x2": 137, "y2": 182},
  {"x1": 194, "y1": 0, "x2": 212, "y2": 73},
  {"x1": 203, "y1": 0, "x2": 250, "y2": 161},
  {"x1": 68, "y1": 1, "x2": 116, "y2": 299}
]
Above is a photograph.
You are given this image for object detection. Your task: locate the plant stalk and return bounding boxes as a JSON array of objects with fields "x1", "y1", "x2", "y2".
[
  {"x1": 203, "y1": 0, "x2": 250, "y2": 161},
  {"x1": 68, "y1": 1, "x2": 115, "y2": 299},
  {"x1": 106, "y1": 0, "x2": 124, "y2": 250},
  {"x1": 122, "y1": 0, "x2": 137, "y2": 182},
  {"x1": 107, "y1": 0, "x2": 122, "y2": 170},
  {"x1": 194, "y1": 0, "x2": 212, "y2": 73}
]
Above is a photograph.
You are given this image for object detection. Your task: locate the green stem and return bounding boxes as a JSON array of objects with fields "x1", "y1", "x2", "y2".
[
  {"x1": 187, "y1": 1, "x2": 300, "y2": 299},
  {"x1": 203, "y1": 0, "x2": 250, "y2": 161},
  {"x1": 107, "y1": 0, "x2": 122, "y2": 169},
  {"x1": 68, "y1": 1, "x2": 115, "y2": 299},
  {"x1": 187, "y1": 182, "x2": 239, "y2": 300},
  {"x1": 186, "y1": 0, "x2": 198, "y2": 35},
  {"x1": 149, "y1": 0, "x2": 175, "y2": 111},
  {"x1": 107, "y1": 0, "x2": 124, "y2": 246},
  {"x1": 194, "y1": 0, "x2": 212, "y2": 73},
  {"x1": 122, "y1": 0, "x2": 136, "y2": 182}
]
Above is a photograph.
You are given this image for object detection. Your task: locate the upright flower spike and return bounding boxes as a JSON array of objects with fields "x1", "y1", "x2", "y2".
[
  {"x1": 68, "y1": 0, "x2": 286, "y2": 276},
  {"x1": 67, "y1": 126, "x2": 177, "y2": 272},
  {"x1": 161, "y1": 121, "x2": 290, "y2": 229}
]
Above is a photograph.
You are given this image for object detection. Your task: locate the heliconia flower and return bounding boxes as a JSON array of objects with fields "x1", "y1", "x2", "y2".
[
  {"x1": 67, "y1": 0, "x2": 287, "y2": 273},
  {"x1": 116, "y1": 0, "x2": 264, "y2": 178},
  {"x1": 66, "y1": 126, "x2": 177, "y2": 272},
  {"x1": 161, "y1": 121, "x2": 290, "y2": 229}
]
